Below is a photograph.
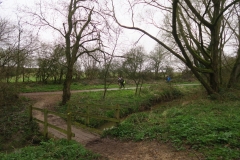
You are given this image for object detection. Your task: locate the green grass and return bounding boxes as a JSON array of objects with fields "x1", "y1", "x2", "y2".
[
  {"x1": 102, "y1": 94, "x2": 240, "y2": 160},
  {"x1": 57, "y1": 84, "x2": 184, "y2": 128},
  {"x1": 0, "y1": 139, "x2": 103, "y2": 160},
  {"x1": 59, "y1": 89, "x2": 146, "y2": 127}
]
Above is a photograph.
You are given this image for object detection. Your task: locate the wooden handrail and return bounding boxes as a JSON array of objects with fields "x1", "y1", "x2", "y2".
[
  {"x1": 33, "y1": 117, "x2": 75, "y2": 137},
  {"x1": 73, "y1": 105, "x2": 121, "y2": 125},
  {"x1": 29, "y1": 105, "x2": 74, "y2": 140},
  {"x1": 29, "y1": 104, "x2": 121, "y2": 140}
]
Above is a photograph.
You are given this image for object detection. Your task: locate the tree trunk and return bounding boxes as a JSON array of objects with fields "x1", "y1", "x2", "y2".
[
  {"x1": 62, "y1": 67, "x2": 73, "y2": 105},
  {"x1": 228, "y1": 48, "x2": 240, "y2": 87},
  {"x1": 172, "y1": 0, "x2": 219, "y2": 95},
  {"x1": 187, "y1": 63, "x2": 215, "y2": 94},
  {"x1": 210, "y1": 36, "x2": 220, "y2": 93},
  {"x1": 59, "y1": 68, "x2": 63, "y2": 84},
  {"x1": 22, "y1": 66, "x2": 25, "y2": 82},
  {"x1": 228, "y1": 2, "x2": 240, "y2": 88},
  {"x1": 208, "y1": 0, "x2": 221, "y2": 93},
  {"x1": 103, "y1": 78, "x2": 107, "y2": 99}
]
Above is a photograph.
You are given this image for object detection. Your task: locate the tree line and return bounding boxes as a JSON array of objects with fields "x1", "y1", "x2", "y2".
[{"x1": 0, "y1": 37, "x2": 174, "y2": 84}]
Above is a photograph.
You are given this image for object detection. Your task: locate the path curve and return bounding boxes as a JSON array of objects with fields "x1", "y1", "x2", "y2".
[
  {"x1": 20, "y1": 87, "x2": 135, "y2": 145},
  {"x1": 21, "y1": 93, "x2": 100, "y2": 146}
]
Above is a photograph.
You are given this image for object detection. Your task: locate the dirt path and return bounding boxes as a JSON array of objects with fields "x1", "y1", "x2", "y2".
[
  {"x1": 21, "y1": 92, "x2": 200, "y2": 160},
  {"x1": 22, "y1": 93, "x2": 100, "y2": 145}
]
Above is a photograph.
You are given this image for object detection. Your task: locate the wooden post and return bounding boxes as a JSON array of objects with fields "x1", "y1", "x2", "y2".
[
  {"x1": 67, "y1": 112, "x2": 72, "y2": 141},
  {"x1": 44, "y1": 108, "x2": 48, "y2": 138},
  {"x1": 29, "y1": 105, "x2": 33, "y2": 122},
  {"x1": 115, "y1": 105, "x2": 120, "y2": 125},
  {"x1": 86, "y1": 106, "x2": 89, "y2": 126}
]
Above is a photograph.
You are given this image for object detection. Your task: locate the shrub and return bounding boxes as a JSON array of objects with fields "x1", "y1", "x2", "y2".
[
  {"x1": 0, "y1": 83, "x2": 19, "y2": 107},
  {"x1": 0, "y1": 106, "x2": 42, "y2": 152}
]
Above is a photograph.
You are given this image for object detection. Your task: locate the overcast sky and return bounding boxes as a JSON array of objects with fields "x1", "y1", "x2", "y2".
[{"x1": 0, "y1": 0, "x2": 162, "y2": 54}]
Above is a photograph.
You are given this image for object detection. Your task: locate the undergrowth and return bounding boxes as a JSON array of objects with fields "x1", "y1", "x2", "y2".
[
  {"x1": 102, "y1": 91, "x2": 240, "y2": 160},
  {"x1": 0, "y1": 139, "x2": 103, "y2": 160},
  {"x1": 0, "y1": 83, "x2": 42, "y2": 153}
]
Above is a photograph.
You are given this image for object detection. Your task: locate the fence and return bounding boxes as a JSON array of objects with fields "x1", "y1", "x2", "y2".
[
  {"x1": 29, "y1": 104, "x2": 121, "y2": 140},
  {"x1": 28, "y1": 106, "x2": 75, "y2": 140}
]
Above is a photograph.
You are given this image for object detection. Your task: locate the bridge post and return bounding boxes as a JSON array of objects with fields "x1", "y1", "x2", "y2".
[
  {"x1": 67, "y1": 112, "x2": 72, "y2": 140},
  {"x1": 29, "y1": 105, "x2": 33, "y2": 122},
  {"x1": 44, "y1": 108, "x2": 48, "y2": 138},
  {"x1": 86, "y1": 106, "x2": 89, "y2": 126},
  {"x1": 115, "y1": 105, "x2": 120, "y2": 125}
]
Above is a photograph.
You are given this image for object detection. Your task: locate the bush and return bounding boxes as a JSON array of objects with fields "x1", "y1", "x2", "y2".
[
  {"x1": 0, "y1": 83, "x2": 19, "y2": 107},
  {"x1": 0, "y1": 88, "x2": 42, "y2": 152},
  {"x1": 149, "y1": 84, "x2": 184, "y2": 102}
]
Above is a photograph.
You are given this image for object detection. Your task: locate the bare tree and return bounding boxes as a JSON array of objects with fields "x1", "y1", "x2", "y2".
[
  {"x1": 0, "y1": 18, "x2": 37, "y2": 83},
  {"x1": 110, "y1": 0, "x2": 240, "y2": 95},
  {"x1": 26, "y1": 0, "x2": 104, "y2": 104},
  {"x1": 0, "y1": 19, "x2": 14, "y2": 82},
  {"x1": 0, "y1": 18, "x2": 14, "y2": 45},
  {"x1": 123, "y1": 46, "x2": 146, "y2": 95},
  {"x1": 81, "y1": 51, "x2": 101, "y2": 79},
  {"x1": 148, "y1": 44, "x2": 168, "y2": 80},
  {"x1": 36, "y1": 44, "x2": 65, "y2": 84},
  {"x1": 228, "y1": 2, "x2": 240, "y2": 87},
  {"x1": 100, "y1": 26, "x2": 122, "y2": 99}
]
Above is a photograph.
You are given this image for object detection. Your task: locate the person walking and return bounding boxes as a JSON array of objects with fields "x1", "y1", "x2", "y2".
[
  {"x1": 118, "y1": 77, "x2": 125, "y2": 89},
  {"x1": 118, "y1": 77, "x2": 122, "y2": 87},
  {"x1": 166, "y1": 75, "x2": 171, "y2": 83}
]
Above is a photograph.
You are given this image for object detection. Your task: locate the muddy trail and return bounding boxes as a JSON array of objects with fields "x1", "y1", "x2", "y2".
[{"x1": 21, "y1": 91, "x2": 200, "y2": 160}]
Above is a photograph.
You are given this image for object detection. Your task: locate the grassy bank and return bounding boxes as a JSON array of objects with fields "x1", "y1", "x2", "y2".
[
  {"x1": 102, "y1": 90, "x2": 240, "y2": 160},
  {"x1": 57, "y1": 84, "x2": 184, "y2": 128}
]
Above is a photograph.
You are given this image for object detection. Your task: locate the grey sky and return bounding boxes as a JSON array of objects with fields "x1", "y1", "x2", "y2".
[{"x1": 0, "y1": 0, "x2": 160, "y2": 54}]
